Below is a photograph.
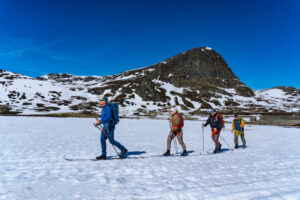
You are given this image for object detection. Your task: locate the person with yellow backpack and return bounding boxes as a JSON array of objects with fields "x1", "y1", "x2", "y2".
[{"x1": 231, "y1": 114, "x2": 246, "y2": 149}]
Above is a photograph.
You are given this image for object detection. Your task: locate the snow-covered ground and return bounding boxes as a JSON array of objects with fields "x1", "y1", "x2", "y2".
[{"x1": 1, "y1": 117, "x2": 300, "y2": 200}]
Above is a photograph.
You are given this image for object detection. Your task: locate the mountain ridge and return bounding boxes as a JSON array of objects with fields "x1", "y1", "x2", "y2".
[{"x1": 0, "y1": 47, "x2": 299, "y2": 116}]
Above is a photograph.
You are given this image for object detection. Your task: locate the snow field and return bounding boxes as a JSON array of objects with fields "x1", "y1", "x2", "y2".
[{"x1": 0, "y1": 117, "x2": 300, "y2": 200}]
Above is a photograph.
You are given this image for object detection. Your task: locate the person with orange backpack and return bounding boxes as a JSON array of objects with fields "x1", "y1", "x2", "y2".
[
  {"x1": 202, "y1": 109, "x2": 224, "y2": 153},
  {"x1": 163, "y1": 108, "x2": 187, "y2": 156}
]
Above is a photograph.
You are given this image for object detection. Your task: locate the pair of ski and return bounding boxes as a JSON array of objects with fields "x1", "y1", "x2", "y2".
[
  {"x1": 200, "y1": 146, "x2": 247, "y2": 156},
  {"x1": 64, "y1": 153, "x2": 215, "y2": 161},
  {"x1": 64, "y1": 147, "x2": 246, "y2": 161},
  {"x1": 64, "y1": 153, "x2": 185, "y2": 161},
  {"x1": 64, "y1": 157, "x2": 139, "y2": 161}
]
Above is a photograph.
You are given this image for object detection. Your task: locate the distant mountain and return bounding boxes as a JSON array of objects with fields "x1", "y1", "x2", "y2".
[{"x1": 0, "y1": 47, "x2": 299, "y2": 116}]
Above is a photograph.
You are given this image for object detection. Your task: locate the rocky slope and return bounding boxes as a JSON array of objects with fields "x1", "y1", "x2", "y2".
[{"x1": 0, "y1": 47, "x2": 299, "y2": 117}]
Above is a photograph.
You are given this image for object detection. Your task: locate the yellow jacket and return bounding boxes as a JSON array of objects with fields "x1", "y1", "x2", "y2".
[{"x1": 232, "y1": 117, "x2": 245, "y2": 131}]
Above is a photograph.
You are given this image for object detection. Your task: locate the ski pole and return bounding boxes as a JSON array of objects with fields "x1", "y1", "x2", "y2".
[
  {"x1": 173, "y1": 134, "x2": 178, "y2": 155},
  {"x1": 95, "y1": 118, "x2": 120, "y2": 156},
  {"x1": 202, "y1": 126, "x2": 205, "y2": 153},
  {"x1": 219, "y1": 134, "x2": 234, "y2": 151},
  {"x1": 169, "y1": 122, "x2": 178, "y2": 155}
]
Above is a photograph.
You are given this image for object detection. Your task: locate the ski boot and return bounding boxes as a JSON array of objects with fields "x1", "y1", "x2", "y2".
[
  {"x1": 219, "y1": 143, "x2": 222, "y2": 151},
  {"x1": 120, "y1": 148, "x2": 128, "y2": 158},
  {"x1": 181, "y1": 150, "x2": 187, "y2": 156},
  {"x1": 96, "y1": 155, "x2": 107, "y2": 160},
  {"x1": 235, "y1": 144, "x2": 238, "y2": 149},
  {"x1": 163, "y1": 150, "x2": 170, "y2": 156},
  {"x1": 213, "y1": 147, "x2": 219, "y2": 154}
]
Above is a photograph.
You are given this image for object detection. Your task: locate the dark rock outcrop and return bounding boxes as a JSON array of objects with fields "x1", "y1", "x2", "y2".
[{"x1": 104, "y1": 47, "x2": 254, "y2": 104}]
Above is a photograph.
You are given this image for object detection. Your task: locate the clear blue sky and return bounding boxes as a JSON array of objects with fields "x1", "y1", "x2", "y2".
[{"x1": 0, "y1": 0, "x2": 299, "y2": 89}]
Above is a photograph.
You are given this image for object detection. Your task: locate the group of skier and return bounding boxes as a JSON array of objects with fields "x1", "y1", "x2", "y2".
[{"x1": 93, "y1": 96, "x2": 246, "y2": 160}]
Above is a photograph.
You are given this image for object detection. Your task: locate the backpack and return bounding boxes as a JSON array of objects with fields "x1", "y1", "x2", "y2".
[
  {"x1": 238, "y1": 117, "x2": 244, "y2": 131},
  {"x1": 108, "y1": 103, "x2": 119, "y2": 124},
  {"x1": 234, "y1": 118, "x2": 242, "y2": 131},
  {"x1": 215, "y1": 113, "x2": 225, "y2": 128},
  {"x1": 239, "y1": 117, "x2": 244, "y2": 124},
  {"x1": 176, "y1": 113, "x2": 184, "y2": 128},
  {"x1": 235, "y1": 117, "x2": 244, "y2": 125}
]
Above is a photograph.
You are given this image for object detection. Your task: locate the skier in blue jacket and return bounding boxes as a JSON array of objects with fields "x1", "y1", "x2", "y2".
[{"x1": 93, "y1": 96, "x2": 127, "y2": 160}]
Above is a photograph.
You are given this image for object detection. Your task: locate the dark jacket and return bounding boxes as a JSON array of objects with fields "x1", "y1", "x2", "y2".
[{"x1": 204, "y1": 113, "x2": 223, "y2": 130}]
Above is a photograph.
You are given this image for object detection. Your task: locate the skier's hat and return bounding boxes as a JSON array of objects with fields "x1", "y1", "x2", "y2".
[
  {"x1": 169, "y1": 107, "x2": 178, "y2": 113},
  {"x1": 100, "y1": 96, "x2": 108, "y2": 102}
]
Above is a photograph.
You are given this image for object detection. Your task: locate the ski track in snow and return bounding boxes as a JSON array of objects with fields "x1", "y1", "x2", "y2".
[{"x1": 0, "y1": 117, "x2": 300, "y2": 200}]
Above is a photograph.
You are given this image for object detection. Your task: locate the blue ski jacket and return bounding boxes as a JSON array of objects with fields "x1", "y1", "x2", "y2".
[{"x1": 101, "y1": 105, "x2": 113, "y2": 126}]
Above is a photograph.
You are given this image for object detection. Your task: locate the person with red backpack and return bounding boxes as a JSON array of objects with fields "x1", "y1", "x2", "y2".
[
  {"x1": 202, "y1": 109, "x2": 224, "y2": 153},
  {"x1": 163, "y1": 108, "x2": 187, "y2": 156}
]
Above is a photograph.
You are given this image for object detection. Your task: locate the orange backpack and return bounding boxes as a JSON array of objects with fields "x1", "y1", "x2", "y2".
[{"x1": 216, "y1": 113, "x2": 225, "y2": 128}]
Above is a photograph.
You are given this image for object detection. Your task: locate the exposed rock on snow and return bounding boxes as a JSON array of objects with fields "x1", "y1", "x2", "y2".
[{"x1": 0, "y1": 47, "x2": 299, "y2": 116}]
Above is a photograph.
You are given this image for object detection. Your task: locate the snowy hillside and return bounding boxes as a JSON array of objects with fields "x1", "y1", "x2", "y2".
[
  {"x1": 255, "y1": 87, "x2": 300, "y2": 113},
  {"x1": 0, "y1": 69, "x2": 103, "y2": 114},
  {"x1": 1, "y1": 117, "x2": 300, "y2": 200},
  {"x1": 0, "y1": 47, "x2": 299, "y2": 116},
  {"x1": 0, "y1": 69, "x2": 299, "y2": 116}
]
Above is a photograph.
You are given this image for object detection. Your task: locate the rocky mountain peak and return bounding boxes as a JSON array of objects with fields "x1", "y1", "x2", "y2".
[
  {"x1": 1, "y1": 47, "x2": 298, "y2": 116},
  {"x1": 154, "y1": 47, "x2": 243, "y2": 87},
  {"x1": 114, "y1": 47, "x2": 254, "y2": 98}
]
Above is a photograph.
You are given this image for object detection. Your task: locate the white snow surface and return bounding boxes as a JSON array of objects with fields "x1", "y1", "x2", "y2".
[
  {"x1": 1, "y1": 117, "x2": 300, "y2": 200},
  {"x1": 258, "y1": 88, "x2": 287, "y2": 99}
]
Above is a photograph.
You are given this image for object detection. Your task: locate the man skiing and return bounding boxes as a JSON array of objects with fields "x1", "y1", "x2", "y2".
[
  {"x1": 232, "y1": 114, "x2": 246, "y2": 149},
  {"x1": 202, "y1": 109, "x2": 223, "y2": 153},
  {"x1": 163, "y1": 108, "x2": 187, "y2": 156},
  {"x1": 93, "y1": 96, "x2": 127, "y2": 160}
]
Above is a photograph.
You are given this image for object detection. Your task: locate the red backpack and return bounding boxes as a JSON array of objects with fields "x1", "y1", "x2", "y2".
[
  {"x1": 215, "y1": 113, "x2": 225, "y2": 128},
  {"x1": 176, "y1": 113, "x2": 184, "y2": 128}
]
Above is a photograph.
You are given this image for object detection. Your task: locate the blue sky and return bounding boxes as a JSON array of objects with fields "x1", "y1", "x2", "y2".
[{"x1": 0, "y1": 0, "x2": 299, "y2": 89}]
